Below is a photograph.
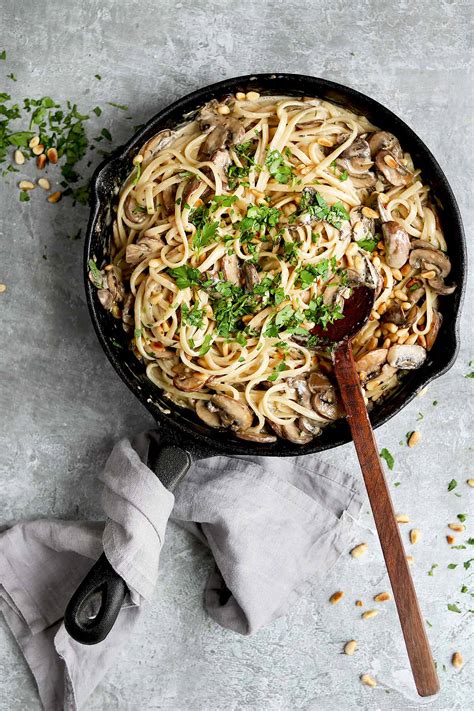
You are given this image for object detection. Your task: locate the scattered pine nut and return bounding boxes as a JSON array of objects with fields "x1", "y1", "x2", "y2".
[
  {"x1": 317, "y1": 137, "x2": 334, "y2": 147},
  {"x1": 47, "y1": 191, "x2": 62, "y2": 203},
  {"x1": 37, "y1": 178, "x2": 50, "y2": 190},
  {"x1": 246, "y1": 91, "x2": 260, "y2": 101},
  {"x1": 467, "y1": 479, "x2": 474, "y2": 487},
  {"x1": 408, "y1": 431, "x2": 421, "y2": 448},
  {"x1": 0, "y1": 284, "x2": 6, "y2": 293},
  {"x1": 384, "y1": 322, "x2": 397, "y2": 334},
  {"x1": 29, "y1": 135, "x2": 40, "y2": 148},
  {"x1": 361, "y1": 610, "x2": 378, "y2": 620},
  {"x1": 235, "y1": 92, "x2": 246, "y2": 101},
  {"x1": 360, "y1": 674, "x2": 377, "y2": 687},
  {"x1": 401, "y1": 264, "x2": 411, "y2": 277},
  {"x1": 394, "y1": 289, "x2": 409, "y2": 302},
  {"x1": 329, "y1": 591, "x2": 344, "y2": 604},
  {"x1": 452, "y1": 651, "x2": 463, "y2": 669},
  {"x1": 32, "y1": 144, "x2": 45, "y2": 156},
  {"x1": 384, "y1": 154, "x2": 397, "y2": 168},
  {"x1": 14, "y1": 149, "x2": 25, "y2": 165},
  {"x1": 36, "y1": 154, "x2": 47, "y2": 169},
  {"x1": 448, "y1": 523, "x2": 465, "y2": 532},
  {"x1": 410, "y1": 529, "x2": 421, "y2": 545},
  {"x1": 406, "y1": 555, "x2": 414, "y2": 565},
  {"x1": 18, "y1": 180, "x2": 35, "y2": 191},
  {"x1": 350, "y1": 543, "x2": 368, "y2": 558},
  {"x1": 46, "y1": 147, "x2": 58, "y2": 164},
  {"x1": 133, "y1": 154, "x2": 143, "y2": 166},
  {"x1": 217, "y1": 104, "x2": 230, "y2": 115},
  {"x1": 396, "y1": 514, "x2": 410, "y2": 523},
  {"x1": 374, "y1": 592, "x2": 391, "y2": 602},
  {"x1": 344, "y1": 640, "x2": 357, "y2": 655},
  {"x1": 362, "y1": 206, "x2": 378, "y2": 219},
  {"x1": 391, "y1": 268, "x2": 403, "y2": 281},
  {"x1": 446, "y1": 535, "x2": 455, "y2": 545}
]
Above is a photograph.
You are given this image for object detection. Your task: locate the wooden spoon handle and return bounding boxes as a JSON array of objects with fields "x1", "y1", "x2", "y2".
[{"x1": 334, "y1": 340, "x2": 439, "y2": 697}]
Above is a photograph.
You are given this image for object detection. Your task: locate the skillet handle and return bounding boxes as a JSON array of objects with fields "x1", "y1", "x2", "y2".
[{"x1": 64, "y1": 445, "x2": 191, "y2": 645}]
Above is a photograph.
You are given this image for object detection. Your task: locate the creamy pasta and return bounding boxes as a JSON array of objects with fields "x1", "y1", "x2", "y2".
[{"x1": 89, "y1": 93, "x2": 455, "y2": 444}]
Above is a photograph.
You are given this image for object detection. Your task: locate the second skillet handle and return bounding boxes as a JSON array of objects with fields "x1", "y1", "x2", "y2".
[
  {"x1": 64, "y1": 444, "x2": 191, "y2": 645},
  {"x1": 333, "y1": 341, "x2": 439, "y2": 698}
]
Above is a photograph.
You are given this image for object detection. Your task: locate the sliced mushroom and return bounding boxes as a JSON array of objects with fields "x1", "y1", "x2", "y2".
[
  {"x1": 243, "y1": 262, "x2": 260, "y2": 291},
  {"x1": 289, "y1": 375, "x2": 312, "y2": 407},
  {"x1": 173, "y1": 371, "x2": 210, "y2": 392},
  {"x1": 209, "y1": 148, "x2": 231, "y2": 187},
  {"x1": 196, "y1": 399, "x2": 221, "y2": 428},
  {"x1": 336, "y1": 138, "x2": 373, "y2": 175},
  {"x1": 235, "y1": 429, "x2": 277, "y2": 443},
  {"x1": 121, "y1": 292, "x2": 134, "y2": 332},
  {"x1": 368, "y1": 131, "x2": 402, "y2": 158},
  {"x1": 409, "y1": 247, "x2": 451, "y2": 278},
  {"x1": 387, "y1": 344, "x2": 426, "y2": 369},
  {"x1": 221, "y1": 253, "x2": 241, "y2": 285},
  {"x1": 375, "y1": 150, "x2": 412, "y2": 187},
  {"x1": 376, "y1": 193, "x2": 392, "y2": 222},
  {"x1": 356, "y1": 348, "x2": 388, "y2": 375},
  {"x1": 139, "y1": 129, "x2": 175, "y2": 162},
  {"x1": 97, "y1": 289, "x2": 114, "y2": 311},
  {"x1": 124, "y1": 194, "x2": 147, "y2": 224},
  {"x1": 311, "y1": 387, "x2": 344, "y2": 421},
  {"x1": 426, "y1": 278, "x2": 456, "y2": 295},
  {"x1": 211, "y1": 394, "x2": 253, "y2": 431},
  {"x1": 382, "y1": 302, "x2": 405, "y2": 325},
  {"x1": 298, "y1": 417, "x2": 322, "y2": 436},
  {"x1": 199, "y1": 125, "x2": 230, "y2": 160},
  {"x1": 308, "y1": 372, "x2": 332, "y2": 393},
  {"x1": 148, "y1": 342, "x2": 175, "y2": 359},
  {"x1": 425, "y1": 310, "x2": 442, "y2": 350},
  {"x1": 105, "y1": 266, "x2": 125, "y2": 303},
  {"x1": 126, "y1": 236, "x2": 164, "y2": 265},
  {"x1": 408, "y1": 284, "x2": 425, "y2": 304},
  {"x1": 161, "y1": 185, "x2": 177, "y2": 215},
  {"x1": 198, "y1": 100, "x2": 245, "y2": 154},
  {"x1": 382, "y1": 221, "x2": 411, "y2": 269},
  {"x1": 350, "y1": 206, "x2": 374, "y2": 242},
  {"x1": 268, "y1": 420, "x2": 314, "y2": 445}
]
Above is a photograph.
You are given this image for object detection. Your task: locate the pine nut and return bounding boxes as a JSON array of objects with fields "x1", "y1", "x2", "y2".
[
  {"x1": 420, "y1": 269, "x2": 436, "y2": 280},
  {"x1": 377, "y1": 302, "x2": 388, "y2": 315},
  {"x1": 344, "y1": 640, "x2": 358, "y2": 655},
  {"x1": 374, "y1": 592, "x2": 391, "y2": 602},
  {"x1": 32, "y1": 144, "x2": 45, "y2": 155},
  {"x1": 217, "y1": 104, "x2": 230, "y2": 115},
  {"x1": 396, "y1": 514, "x2": 410, "y2": 523},
  {"x1": 14, "y1": 149, "x2": 25, "y2": 165},
  {"x1": 394, "y1": 289, "x2": 409, "y2": 302},
  {"x1": 36, "y1": 154, "x2": 46, "y2": 169},
  {"x1": 0, "y1": 284, "x2": 6, "y2": 293},
  {"x1": 350, "y1": 543, "x2": 368, "y2": 558},
  {"x1": 384, "y1": 154, "x2": 397, "y2": 168},
  {"x1": 401, "y1": 264, "x2": 411, "y2": 277},
  {"x1": 133, "y1": 154, "x2": 143, "y2": 165},
  {"x1": 18, "y1": 180, "x2": 35, "y2": 190},
  {"x1": 236, "y1": 92, "x2": 246, "y2": 100},
  {"x1": 410, "y1": 529, "x2": 421, "y2": 544},
  {"x1": 246, "y1": 91, "x2": 260, "y2": 101},
  {"x1": 371, "y1": 310, "x2": 380, "y2": 320},
  {"x1": 317, "y1": 137, "x2": 334, "y2": 147},
  {"x1": 446, "y1": 535, "x2": 455, "y2": 544},
  {"x1": 362, "y1": 206, "x2": 379, "y2": 219},
  {"x1": 361, "y1": 610, "x2": 378, "y2": 620},
  {"x1": 372, "y1": 256, "x2": 381, "y2": 268},
  {"x1": 29, "y1": 135, "x2": 40, "y2": 148},
  {"x1": 406, "y1": 555, "x2": 414, "y2": 565},
  {"x1": 467, "y1": 479, "x2": 474, "y2": 487},
  {"x1": 384, "y1": 322, "x2": 397, "y2": 334},
  {"x1": 417, "y1": 334, "x2": 427, "y2": 348},
  {"x1": 392, "y1": 269, "x2": 403, "y2": 281},
  {"x1": 374, "y1": 328, "x2": 382, "y2": 338},
  {"x1": 448, "y1": 523, "x2": 465, "y2": 532},
  {"x1": 382, "y1": 337, "x2": 391, "y2": 349},
  {"x1": 37, "y1": 178, "x2": 50, "y2": 190},
  {"x1": 361, "y1": 674, "x2": 377, "y2": 687},
  {"x1": 398, "y1": 334, "x2": 409, "y2": 345},
  {"x1": 47, "y1": 191, "x2": 62, "y2": 203},
  {"x1": 452, "y1": 651, "x2": 463, "y2": 669},
  {"x1": 408, "y1": 431, "x2": 421, "y2": 448},
  {"x1": 329, "y1": 591, "x2": 344, "y2": 604},
  {"x1": 401, "y1": 301, "x2": 412, "y2": 311},
  {"x1": 46, "y1": 147, "x2": 58, "y2": 164},
  {"x1": 397, "y1": 328, "x2": 409, "y2": 338},
  {"x1": 355, "y1": 600, "x2": 363, "y2": 607},
  {"x1": 405, "y1": 333, "x2": 418, "y2": 345}
]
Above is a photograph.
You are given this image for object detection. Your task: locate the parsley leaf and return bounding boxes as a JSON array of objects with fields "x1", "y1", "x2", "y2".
[
  {"x1": 357, "y1": 236, "x2": 378, "y2": 252},
  {"x1": 448, "y1": 479, "x2": 458, "y2": 492},
  {"x1": 198, "y1": 334, "x2": 213, "y2": 355},
  {"x1": 88, "y1": 259, "x2": 104, "y2": 288},
  {"x1": 447, "y1": 563, "x2": 457, "y2": 570},
  {"x1": 19, "y1": 190, "x2": 30, "y2": 202},
  {"x1": 447, "y1": 603, "x2": 461, "y2": 613},
  {"x1": 181, "y1": 303, "x2": 204, "y2": 329},
  {"x1": 427, "y1": 564, "x2": 438, "y2": 576},
  {"x1": 168, "y1": 265, "x2": 202, "y2": 289},
  {"x1": 0, "y1": 50, "x2": 5, "y2": 60},
  {"x1": 107, "y1": 102, "x2": 129, "y2": 111},
  {"x1": 193, "y1": 221, "x2": 219, "y2": 251},
  {"x1": 267, "y1": 361, "x2": 288, "y2": 382},
  {"x1": 265, "y1": 149, "x2": 294, "y2": 184},
  {"x1": 380, "y1": 448, "x2": 395, "y2": 470},
  {"x1": 296, "y1": 189, "x2": 350, "y2": 229},
  {"x1": 457, "y1": 513, "x2": 467, "y2": 523}
]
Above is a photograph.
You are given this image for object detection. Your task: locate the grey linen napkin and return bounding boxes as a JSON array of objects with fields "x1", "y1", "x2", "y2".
[{"x1": 0, "y1": 431, "x2": 364, "y2": 711}]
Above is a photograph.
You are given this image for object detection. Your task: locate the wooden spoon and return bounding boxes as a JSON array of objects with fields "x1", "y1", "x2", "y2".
[{"x1": 312, "y1": 284, "x2": 439, "y2": 697}]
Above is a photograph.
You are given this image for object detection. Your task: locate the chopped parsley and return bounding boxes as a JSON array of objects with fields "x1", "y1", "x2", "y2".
[
  {"x1": 464, "y1": 559, "x2": 474, "y2": 570},
  {"x1": 107, "y1": 102, "x2": 129, "y2": 111},
  {"x1": 297, "y1": 258, "x2": 336, "y2": 288},
  {"x1": 447, "y1": 603, "x2": 461, "y2": 613},
  {"x1": 457, "y1": 513, "x2": 467, "y2": 523},
  {"x1": 19, "y1": 190, "x2": 30, "y2": 202},
  {"x1": 168, "y1": 265, "x2": 202, "y2": 289},
  {"x1": 92, "y1": 106, "x2": 102, "y2": 117},
  {"x1": 181, "y1": 303, "x2": 204, "y2": 329},
  {"x1": 305, "y1": 295, "x2": 344, "y2": 330},
  {"x1": 7, "y1": 73, "x2": 16, "y2": 82},
  {"x1": 405, "y1": 430, "x2": 415, "y2": 445},
  {"x1": 465, "y1": 372, "x2": 474, "y2": 378},
  {"x1": 94, "y1": 74, "x2": 102, "y2": 80},
  {"x1": 294, "y1": 189, "x2": 350, "y2": 229},
  {"x1": 88, "y1": 259, "x2": 103, "y2": 288},
  {"x1": 461, "y1": 585, "x2": 468, "y2": 593},
  {"x1": 447, "y1": 563, "x2": 458, "y2": 570},
  {"x1": 339, "y1": 169, "x2": 348, "y2": 181},
  {"x1": 357, "y1": 236, "x2": 378, "y2": 252},
  {"x1": 198, "y1": 334, "x2": 212, "y2": 355},
  {"x1": 448, "y1": 479, "x2": 458, "y2": 492},
  {"x1": 193, "y1": 220, "x2": 219, "y2": 251},
  {"x1": 380, "y1": 448, "x2": 395, "y2": 470},
  {"x1": 267, "y1": 361, "x2": 288, "y2": 382},
  {"x1": 0, "y1": 50, "x2": 5, "y2": 60},
  {"x1": 265, "y1": 149, "x2": 294, "y2": 184},
  {"x1": 238, "y1": 204, "x2": 280, "y2": 242},
  {"x1": 427, "y1": 564, "x2": 438, "y2": 576}
]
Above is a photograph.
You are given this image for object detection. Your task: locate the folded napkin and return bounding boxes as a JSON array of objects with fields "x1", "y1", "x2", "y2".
[{"x1": 0, "y1": 431, "x2": 364, "y2": 711}]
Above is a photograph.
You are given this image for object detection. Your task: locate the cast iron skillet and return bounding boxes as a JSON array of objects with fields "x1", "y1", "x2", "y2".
[{"x1": 64, "y1": 74, "x2": 466, "y2": 645}]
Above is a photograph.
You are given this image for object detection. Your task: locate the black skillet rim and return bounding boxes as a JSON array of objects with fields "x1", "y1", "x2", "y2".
[{"x1": 83, "y1": 73, "x2": 466, "y2": 457}]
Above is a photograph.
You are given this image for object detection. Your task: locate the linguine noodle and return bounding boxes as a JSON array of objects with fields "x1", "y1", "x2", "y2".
[{"x1": 89, "y1": 93, "x2": 455, "y2": 445}]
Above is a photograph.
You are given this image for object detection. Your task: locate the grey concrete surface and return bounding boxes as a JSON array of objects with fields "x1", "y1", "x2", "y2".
[{"x1": 0, "y1": 0, "x2": 473, "y2": 709}]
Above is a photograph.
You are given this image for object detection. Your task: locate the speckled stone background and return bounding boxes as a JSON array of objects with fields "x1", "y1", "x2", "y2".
[{"x1": 0, "y1": 0, "x2": 473, "y2": 709}]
